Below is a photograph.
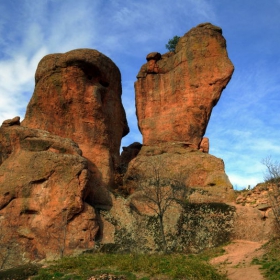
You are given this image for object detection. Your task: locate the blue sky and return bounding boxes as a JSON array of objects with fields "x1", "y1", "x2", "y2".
[{"x1": 0, "y1": 0, "x2": 279, "y2": 189}]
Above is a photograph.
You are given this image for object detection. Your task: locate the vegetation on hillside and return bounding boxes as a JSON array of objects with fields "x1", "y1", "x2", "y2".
[
  {"x1": 137, "y1": 158, "x2": 188, "y2": 253},
  {"x1": 252, "y1": 238, "x2": 280, "y2": 280},
  {"x1": 31, "y1": 252, "x2": 227, "y2": 280},
  {"x1": 262, "y1": 156, "x2": 280, "y2": 233},
  {"x1": 0, "y1": 249, "x2": 227, "y2": 280}
]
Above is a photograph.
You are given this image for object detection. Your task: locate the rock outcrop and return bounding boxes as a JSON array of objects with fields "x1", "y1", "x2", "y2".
[
  {"x1": 0, "y1": 122, "x2": 99, "y2": 268},
  {"x1": 120, "y1": 142, "x2": 143, "y2": 169},
  {"x1": 99, "y1": 194, "x2": 235, "y2": 254},
  {"x1": 1, "y1": 116, "x2": 20, "y2": 127},
  {"x1": 0, "y1": 23, "x2": 248, "y2": 265},
  {"x1": 235, "y1": 183, "x2": 274, "y2": 209},
  {"x1": 135, "y1": 23, "x2": 234, "y2": 149},
  {"x1": 199, "y1": 137, "x2": 209, "y2": 153},
  {"x1": 232, "y1": 183, "x2": 277, "y2": 241},
  {"x1": 122, "y1": 23, "x2": 235, "y2": 202},
  {"x1": 232, "y1": 203, "x2": 274, "y2": 242},
  {"x1": 123, "y1": 143, "x2": 235, "y2": 202},
  {"x1": 22, "y1": 49, "x2": 129, "y2": 207}
]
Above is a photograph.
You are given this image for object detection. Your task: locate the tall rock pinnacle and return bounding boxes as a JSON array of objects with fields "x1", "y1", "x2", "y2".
[
  {"x1": 135, "y1": 23, "x2": 234, "y2": 149},
  {"x1": 22, "y1": 49, "x2": 129, "y2": 206}
]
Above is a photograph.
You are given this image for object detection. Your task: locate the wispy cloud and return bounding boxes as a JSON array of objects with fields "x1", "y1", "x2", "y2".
[
  {"x1": 228, "y1": 173, "x2": 261, "y2": 190},
  {"x1": 0, "y1": 0, "x2": 101, "y2": 122}
]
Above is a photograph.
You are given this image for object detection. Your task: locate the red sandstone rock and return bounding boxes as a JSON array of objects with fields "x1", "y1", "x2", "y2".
[
  {"x1": 0, "y1": 124, "x2": 98, "y2": 267},
  {"x1": 199, "y1": 137, "x2": 209, "y2": 153},
  {"x1": 232, "y1": 203, "x2": 275, "y2": 241},
  {"x1": 0, "y1": 26, "x2": 238, "y2": 261},
  {"x1": 115, "y1": 142, "x2": 142, "y2": 192},
  {"x1": 124, "y1": 143, "x2": 235, "y2": 202},
  {"x1": 1, "y1": 116, "x2": 20, "y2": 127},
  {"x1": 120, "y1": 142, "x2": 142, "y2": 170},
  {"x1": 135, "y1": 23, "x2": 234, "y2": 149},
  {"x1": 22, "y1": 49, "x2": 129, "y2": 207}
]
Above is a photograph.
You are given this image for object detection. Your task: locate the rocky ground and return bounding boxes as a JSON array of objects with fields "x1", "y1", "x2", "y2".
[{"x1": 211, "y1": 185, "x2": 277, "y2": 280}]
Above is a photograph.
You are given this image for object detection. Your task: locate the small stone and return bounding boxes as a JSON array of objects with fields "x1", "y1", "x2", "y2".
[
  {"x1": 1, "y1": 116, "x2": 20, "y2": 127},
  {"x1": 199, "y1": 137, "x2": 209, "y2": 153},
  {"x1": 146, "y1": 52, "x2": 161, "y2": 61}
]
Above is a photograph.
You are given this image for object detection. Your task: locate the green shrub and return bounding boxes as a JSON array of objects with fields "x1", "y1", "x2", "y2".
[{"x1": 166, "y1": 36, "x2": 180, "y2": 52}]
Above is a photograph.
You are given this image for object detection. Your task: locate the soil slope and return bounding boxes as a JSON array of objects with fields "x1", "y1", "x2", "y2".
[{"x1": 211, "y1": 240, "x2": 266, "y2": 280}]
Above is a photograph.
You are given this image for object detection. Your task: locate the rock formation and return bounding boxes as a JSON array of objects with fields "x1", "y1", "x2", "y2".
[
  {"x1": 1, "y1": 116, "x2": 20, "y2": 127},
  {"x1": 0, "y1": 48, "x2": 131, "y2": 267},
  {"x1": 103, "y1": 24, "x2": 237, "y2": 253},
  {"x1": 2, "y1": 23, "x2": 268, "y2": 266},
  {"x1": 233, "y1": 183, "x2": 277, "y2": 241},
  {"x1": 120, "y1": 142, "x2": 143, "y2": 168},
  {"x1": 135, "y1": 23, "x2": 234, "y2": 149},
  {"x1": 123, "y1": 143, "x2": 234, "y2": 202},
  {"x1": 22, "y1": 48, "x2": 129, "y2": 207},
  {"x1": 123, "y1": 23, "x2": 235, "y2": 201},
  {"x1": 99, "y1": 193, "x2": 235, "y2": 254},
  {"x1": 0, "y1": 121, "x2": 98, "y2": 267}
]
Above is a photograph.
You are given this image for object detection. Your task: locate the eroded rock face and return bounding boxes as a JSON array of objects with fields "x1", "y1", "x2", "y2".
[
  {"x1": 123, "y1": 23, "x2": 235, "y2": 206},
  {"x1": 232, "y1": 204, "x2": 275, "y2": 242},
  {"x1": 135, "y1": 23, "x2": 234, "y2": 149},
  {"x1": 99, "y1": 193, "x2": 235, "y2": 254},
  {"x1": 123, "y1": 143, "x2": 235, "y2": 202},
  {"x1": 0, "y1": 25, "x2": 240, "y2": 261},
  {"x1": 22, "y1": 49, "x2": 129, "y2": 207},
  {"x1": 0, "y1": 123, "x2": 98, "y2": 268}
]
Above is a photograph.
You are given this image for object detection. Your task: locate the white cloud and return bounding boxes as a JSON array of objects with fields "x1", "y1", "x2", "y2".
[
  {"x1": 0, "y1": 0, "x2": 102, "y2": 123},
  {"x1": 228, "y1": 173, "x2": 260, "y2": 190},
  {"x1": 0, "y1": 47, "x2": 48, "y2": 122}
]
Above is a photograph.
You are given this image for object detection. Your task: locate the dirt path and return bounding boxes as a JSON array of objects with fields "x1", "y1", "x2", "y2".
[{"x1": 210, "y1": 240, "x2": 266, "y2": 280}]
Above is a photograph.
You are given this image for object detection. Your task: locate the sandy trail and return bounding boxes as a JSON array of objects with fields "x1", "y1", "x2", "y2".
[{"x1": 210, "y1": 240, "x2": 266, "y2": 280}]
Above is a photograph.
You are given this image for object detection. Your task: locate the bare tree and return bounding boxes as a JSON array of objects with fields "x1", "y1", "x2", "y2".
[
  {"x1": 59, "y1": 209, "x2": 69, "y2": 258},
  {"x1": 137, "y1": 158, "x2": 188, "y2": 253},
  {"x1": 262, "y1": 156, "x2": 280, "y2": 233}
]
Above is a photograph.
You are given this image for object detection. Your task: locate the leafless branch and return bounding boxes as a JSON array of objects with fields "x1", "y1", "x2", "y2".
[
  {"x1": 262, "y1": 156, "x2": 280, "y2": 233},
  {"x1": 136, "y1": 157, "x2": 188, "y2": 252}
]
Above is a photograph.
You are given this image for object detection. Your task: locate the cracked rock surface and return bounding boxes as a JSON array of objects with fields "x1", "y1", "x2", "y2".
[
  {"x1": 0, "y1": 124, "x2": 99, "y2": 267},
  {"x1": 22, "y1": 48, "x2": 129, "y2": 207},
  {"x1": 135, "y1": 23, "x2": 234, "y2": 149}
]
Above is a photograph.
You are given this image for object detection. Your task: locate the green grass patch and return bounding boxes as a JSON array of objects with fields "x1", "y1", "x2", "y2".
[
  {"x1": 252, "y1": 238, "x2": 280, "y2": 280},
  {"x1": 30, "y1": 252, "x2": 227, "y2": 280}
]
